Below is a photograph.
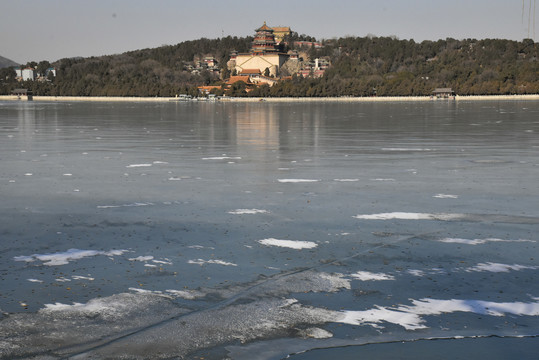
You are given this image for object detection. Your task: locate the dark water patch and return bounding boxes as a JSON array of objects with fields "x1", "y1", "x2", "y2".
[{"x1": 287, "y1": 335, "x2": 539, "y2": 360}]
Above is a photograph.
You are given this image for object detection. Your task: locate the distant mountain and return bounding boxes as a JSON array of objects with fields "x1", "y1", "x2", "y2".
[{"x1": 0, "y1": 55, "x2": 18, "y2": 68}]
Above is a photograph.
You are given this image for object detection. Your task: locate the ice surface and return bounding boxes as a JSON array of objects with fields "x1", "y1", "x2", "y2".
[{"x1": 1, "y1": 100, "x2": 538, "y2": 359}]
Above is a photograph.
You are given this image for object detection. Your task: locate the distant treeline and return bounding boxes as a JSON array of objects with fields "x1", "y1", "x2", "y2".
[{"x1": 1, "y1": 35, "x2": 538, "y2": 97}]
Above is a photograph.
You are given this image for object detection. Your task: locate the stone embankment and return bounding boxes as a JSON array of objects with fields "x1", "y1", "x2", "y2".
[{"x1": 1, "y1": 95, "x2": 539, "y2": 103}]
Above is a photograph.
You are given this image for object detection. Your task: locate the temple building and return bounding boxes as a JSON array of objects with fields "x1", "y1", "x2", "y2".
[
  {"x1": 271, "y1": 26, "x2": 291, "y2": 44},
  {"x1": 228, "y1": 22, "x2": 289, "y2": 77}
]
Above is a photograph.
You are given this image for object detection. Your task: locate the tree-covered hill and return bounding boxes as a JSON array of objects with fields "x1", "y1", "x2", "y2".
[
  {"x1": 1, "y1": 35, "x2": 537, "y2": 97},
  {"x1": 311, "y1": 36, "x2": 539, "y2": 96}
]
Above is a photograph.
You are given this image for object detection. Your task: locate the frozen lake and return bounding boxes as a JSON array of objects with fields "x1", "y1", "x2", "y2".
[{"x1": 1, "y1": 100, "x2": 538, "y2": 359}]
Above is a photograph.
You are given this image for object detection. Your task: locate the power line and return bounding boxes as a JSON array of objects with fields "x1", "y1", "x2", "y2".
[
  {"x1": 522, "y1": 0, "x2": 536, "y2": 40},
  {"x1": 528, "y1": 0, "x2": 532, "y2": 39},
  {"x1": 534, "y1": 0, "x2": 536, "y2": 40}
]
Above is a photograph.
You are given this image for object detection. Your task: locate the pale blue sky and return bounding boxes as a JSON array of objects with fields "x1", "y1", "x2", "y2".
[{"x1": 1, "y1": 0, "x2": 537, "y2": 63}]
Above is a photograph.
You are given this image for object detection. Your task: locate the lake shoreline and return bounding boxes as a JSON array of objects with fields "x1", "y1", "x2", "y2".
[{"x1": 1, "y1": 94, "x2": 539, "y2": 103}]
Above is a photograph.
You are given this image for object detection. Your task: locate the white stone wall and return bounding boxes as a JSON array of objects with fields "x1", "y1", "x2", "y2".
[{"x1": 234, "y1": 54, "x2": 288, "y2": 76}]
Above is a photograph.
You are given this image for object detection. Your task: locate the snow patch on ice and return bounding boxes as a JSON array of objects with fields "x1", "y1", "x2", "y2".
[
  {"x1": 340, "y1": 306, "x2": 426, "y2": 330},
  {"x1": 297, "y1": 327, "x2": 334, "y2": 339},
  {"x1": 202, "y1": 156, "x2": 241, "y2": 160},
  {"x1": 258, "y1": 238, "x2": 318, "y2": 249},
  {"x1": 439, "y1": 237, "x2": 536, "y2": 245},
  {"x1": 382, "y1": 148, "x2": 433, "y2": 151},
  {"x1": 72, "y1": 275, "x2": 95, "y2": 281},
  {"x1": 126, "y1": 164, "x2": 152, "y2": 168},
  {"x1": 188, "y1": 259, "x2": 237, "y2": 266},
  {"x1": 354, "y1": 212, "x2": 465, "y2": 221},
  {"x1": 338, "y1": 297, "x2": 539, "y2": 330},
  {"x1": 333, "y1": 179, "x2": 359, "y2": 182},
  {"x1": 465, "y1": 262, "x2": 538, "y2": 273},
  {"x1": 14, "y1": 249, "x2": 127, "y2": 266},
  {"x1": 228, "y1": 209, "x2": 269, "y2": 215},
  {"x1": 433, "y1": 194, "x2": 459, "y2": 199},
  {"x1": 129, "y1": 256, "x2": 154, "y2": 262},
  {"x1": 350, "y1": 271, "x2": 395, "y2": 281},
  {"x1": 165, "y1": 289, "x2": 205, "y2": 300},
  {"x1": 407, "y1": 269, "x2": 425, "y2": 277},
  {"x1": 152, "y1": 259, "x2": 172, "y2": 265},
  {"x1": 278, "y1": 179, "x2": 319, "y2": 183},
  {"x1": 97, "y1": 202, "x2": 153, "y2": 209}
]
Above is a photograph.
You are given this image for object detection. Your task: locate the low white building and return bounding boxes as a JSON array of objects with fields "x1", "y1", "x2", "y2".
[{"x1": 21, "y1": 68, "x2": 36, "y2": 81}]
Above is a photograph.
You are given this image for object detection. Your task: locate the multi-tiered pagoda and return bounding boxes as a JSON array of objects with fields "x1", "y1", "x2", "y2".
[{"x1": 251, "y1": 22, "x2": 278, "y2": 54}]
